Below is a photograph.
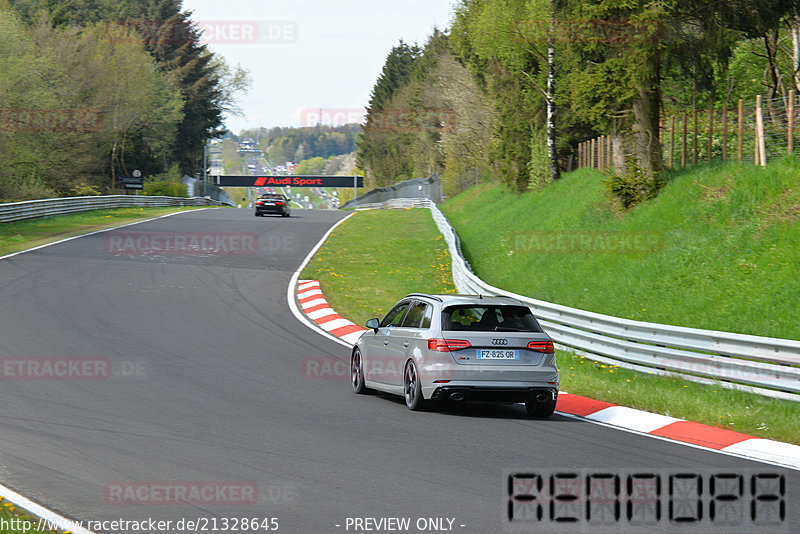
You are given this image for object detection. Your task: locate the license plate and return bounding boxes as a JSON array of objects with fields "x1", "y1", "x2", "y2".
[{"x1": 477, "y1": 349, "x2": 519, "y2": 360}]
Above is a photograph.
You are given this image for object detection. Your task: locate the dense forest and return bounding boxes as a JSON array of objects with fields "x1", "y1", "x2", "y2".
[
  {"x1": 357, "y1": 1, "x2": 800, "y2": 201},
  {"x1": 0, "y1": 0, "x2": 248, "y2": 200}
]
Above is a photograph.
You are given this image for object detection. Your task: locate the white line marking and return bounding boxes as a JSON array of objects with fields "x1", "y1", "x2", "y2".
[
  {"x1": 300, "y1": 297, "x2": 328, "y2": 309},
  {"x1": 0, "y1": 208, "x2": 219, "y2": 261},
  {"x1": 586, "y1": 406, "x2": 682, "y2": 434},
  {"x1": 307, "y1": 309, "x2": 338, "y2": 321},
  {"x1": 286, "y1": 213, "x2": 356, "y2": 349},
  {"x1": 319, "y1": 318, "x2": 355, "y2": 331},
  {"x1": 722, "y1": 439, "x2": 800, "y2": 470},
  {"x1": 0, "y1": 484, "x2": 96, "y2": 534}
]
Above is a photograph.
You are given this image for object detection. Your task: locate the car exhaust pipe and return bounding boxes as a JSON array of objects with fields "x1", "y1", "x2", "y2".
[
  {"x1": 449, "y1": 392, "x2": 465, "y2": 402},
  {"x1": 536, "y1": 393, "x2": 550, "y2": 403}
]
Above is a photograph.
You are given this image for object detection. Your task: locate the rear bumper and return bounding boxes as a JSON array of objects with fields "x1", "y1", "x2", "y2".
[
  {"x1": 255, "y1": 207, "x2": 286, "y2": 215},
  {"x1": 430, "y1": 385, "x2": 557, "y2": 403}
]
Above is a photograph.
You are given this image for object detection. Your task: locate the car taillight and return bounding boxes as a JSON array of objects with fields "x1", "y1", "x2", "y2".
[
  {"x1": 527, "y1": 340, "x2": 555, "y2": 353},
  {"x1": 427, "y1": 339, "x2": 471, "y2": 352},
  {"x1": 276, "y1": 202, "x2": 284, "y2": 205},
  {"x1": 256, "y1": 201, "x2": 263, "y2": 205}
]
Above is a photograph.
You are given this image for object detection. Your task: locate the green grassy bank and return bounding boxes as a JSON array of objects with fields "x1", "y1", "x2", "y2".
[{"x1": 441, "y1": 158, "x2": 800, "y2": 340}]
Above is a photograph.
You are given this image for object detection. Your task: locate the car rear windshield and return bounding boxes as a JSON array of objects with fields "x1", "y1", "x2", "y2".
[{"x1": 441, "y1": 305, "x2": 542, "y2": 332}]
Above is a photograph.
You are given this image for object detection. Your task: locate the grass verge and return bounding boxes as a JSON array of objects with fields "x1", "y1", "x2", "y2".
[
  {"x1": 0, "y1": 206, "x2": 208, "y2": 257},
  {"x1": 0, "y1": 498, "x2": 61, "y2": 533},
  {"x1": 300, "y1": 209, "x2": 455, "y2": 327},
  {"x1": 300, "y1": 207, "x2": 799, "y2": 444},
  {"x1": 223, "y1": 187, "x2": 253, "y2": 208}
]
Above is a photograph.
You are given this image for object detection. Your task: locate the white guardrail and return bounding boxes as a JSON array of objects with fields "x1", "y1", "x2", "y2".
[
  {"x1": 0, "y1": 195, "x2": 230, "y2": 223},
  {"x1": 369, "y1": 198, "x2": 800, "y2": 402}
]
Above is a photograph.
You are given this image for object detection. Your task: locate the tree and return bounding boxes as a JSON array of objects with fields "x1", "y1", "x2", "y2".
[
  {"x1": 295, "y1": 157, "x2": 326, "y2": 175},
  {"x1": 451, "y1": 0, "x2": 558, "y2": 191},
  {"x1": 11, "y1": 0, "x2": 250, "y2": 177},
  {"x1": 35, "y1": 20, "x2": 183, "y2": 187},
  {"x1": 357, "y1": 41, "x2": 421, "y2": 185},
  {"x1": 556, "y1": 0, "x2": 669, "y2": 183}
]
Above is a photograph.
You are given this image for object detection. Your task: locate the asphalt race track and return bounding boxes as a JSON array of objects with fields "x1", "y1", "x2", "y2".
[{"x1": 0, "y1": 208, "x2": 796, "y2": 533}]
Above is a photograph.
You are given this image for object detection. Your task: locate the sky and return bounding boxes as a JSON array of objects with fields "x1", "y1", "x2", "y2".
[{"x1": 181, "y1": 0, "x2": 456, "y2": 134}]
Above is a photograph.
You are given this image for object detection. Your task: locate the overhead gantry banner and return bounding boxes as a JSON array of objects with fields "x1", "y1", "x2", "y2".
[{"x1": 215, "y1": 175, "x2": 363, "y2": 187}]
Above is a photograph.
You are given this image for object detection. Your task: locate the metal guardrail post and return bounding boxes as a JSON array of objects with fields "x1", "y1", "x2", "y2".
[{"x1": 0, "y1": 195, "x2": 230, "y2": 224}]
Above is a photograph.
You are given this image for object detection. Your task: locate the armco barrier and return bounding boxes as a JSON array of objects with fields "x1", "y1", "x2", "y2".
[
  {"x1": 341, "y1": 174, "x2": 442, "y2": 209},
  {"x1": 367, "y1": 198, "x2": 800, "y2": 402},
  {"x1": 352, "y1": 198, "x2": 430, "y2": 210},
  {"x1": 0, "y1": 195, "x2": 230, "y2": 223}
]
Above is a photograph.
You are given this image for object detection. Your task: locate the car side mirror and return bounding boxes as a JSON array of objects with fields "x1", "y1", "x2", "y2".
[{"x1": 366, "y1": 318, "x2": 380, "y2": 332}]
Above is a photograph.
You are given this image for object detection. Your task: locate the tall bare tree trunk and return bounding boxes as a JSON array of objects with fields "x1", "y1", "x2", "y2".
[
  {"x1": 791, "y1": 11, "x2": 800, "y2": 92},
  {"x1": 546, "y1": 28, "x2": 559, "y2": 181}
]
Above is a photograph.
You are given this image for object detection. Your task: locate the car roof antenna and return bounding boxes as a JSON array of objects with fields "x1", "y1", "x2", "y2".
[{"x1": 478, "y1": 294, "x2": 482, "y2": 299}]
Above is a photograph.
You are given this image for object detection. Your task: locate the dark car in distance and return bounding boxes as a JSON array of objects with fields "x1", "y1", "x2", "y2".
[{"x1": 254, "y1": 194, "x2": 290, "y2": 217}]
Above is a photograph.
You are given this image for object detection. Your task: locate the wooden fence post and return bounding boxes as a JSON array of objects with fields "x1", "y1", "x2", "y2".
[
  {"x1": 599, "y1": 135, "x2": 605, "y2": 170},
  {"x1": 737, "y1": 99, "x2": 744, "y2": 163},
  {"x1": 708, "y1": 102, "x2": 714, "y2": 162},
  {"x1": 755, "y1": 94, "x2": 766, "y2": 167},
  {"x1": 669, "y1": 115, "x2": 675, "y2": 168},
  {"x1": 789, "y1": 89, "x2": 795, "y2": 155},
  {"x1": 693, "y1": 106, "x2": 698, "y2": 164},
  {"x1": 682, "y1": 112, "x2": 687, "y2": 167},
  {"x1": 582, "y1": 141, "x2": 586, "y2": 168},
  {"x1": 583, "y1": 141, "x2": 586, "y2": 168},
  {"x1": 722, "y1": 102, "x2": 728, "y2": 161},
  {"x1": 584, "y1": 141, "x2": 587, "y2": 168}
]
